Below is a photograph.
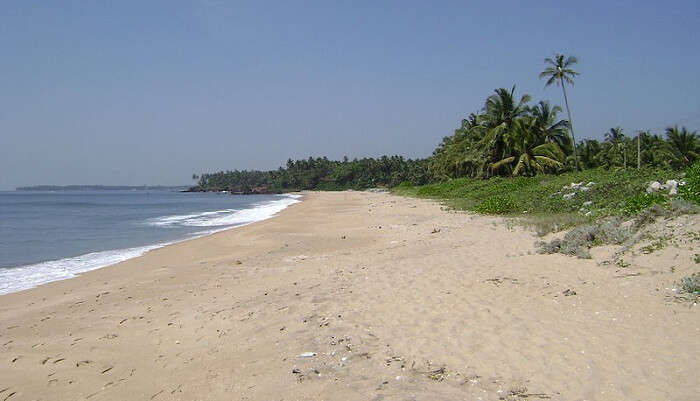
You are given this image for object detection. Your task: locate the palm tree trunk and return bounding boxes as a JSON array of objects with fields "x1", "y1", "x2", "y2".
[
  {"x1": 637, "y1": 134, "x2": 641, "y2": 169},
  {"x1": 560, "y1": 82, "x2": 579, "y2": 170}
]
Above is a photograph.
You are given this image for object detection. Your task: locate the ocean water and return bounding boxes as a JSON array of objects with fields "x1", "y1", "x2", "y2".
[{"x1": 0, "y1": 190, "x2": 300, "y2": 294}]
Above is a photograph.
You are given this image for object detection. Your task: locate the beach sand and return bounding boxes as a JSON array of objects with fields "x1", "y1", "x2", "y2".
[{"x1": 1, "y1": 191, "x2": 698, "y2": 400}]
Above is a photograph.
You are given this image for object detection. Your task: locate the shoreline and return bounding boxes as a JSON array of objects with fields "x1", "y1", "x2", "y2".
[
  {"x1": 0, "y1": 191, "x2": 697, "y2": 400},
  {"x1": 0, "y1": 193, "x2": 302, "y2": 296}
]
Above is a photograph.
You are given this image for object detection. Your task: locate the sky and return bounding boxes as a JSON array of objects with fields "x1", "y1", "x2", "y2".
[{"x1": 1, "y1": 1, "x2": 699, "y2": 189}]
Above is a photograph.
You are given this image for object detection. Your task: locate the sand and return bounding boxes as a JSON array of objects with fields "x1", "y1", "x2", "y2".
[{"x1": 0, "y1": 191, "x2": 698, "y2": 401}]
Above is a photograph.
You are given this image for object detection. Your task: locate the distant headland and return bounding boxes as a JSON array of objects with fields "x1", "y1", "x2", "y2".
[{"x1": 16, "y1": 185, "x2": 189, "y2": 191}]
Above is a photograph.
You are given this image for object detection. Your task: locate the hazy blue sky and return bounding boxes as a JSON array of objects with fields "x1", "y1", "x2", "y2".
[{"x1": 2, "y1": 1, "x2": 699, "y2": 189}]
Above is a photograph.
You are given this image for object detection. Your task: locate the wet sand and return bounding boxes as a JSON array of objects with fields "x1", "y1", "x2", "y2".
[{"x1": 0, "y1": 191, "x2": 698, "y2": 400}]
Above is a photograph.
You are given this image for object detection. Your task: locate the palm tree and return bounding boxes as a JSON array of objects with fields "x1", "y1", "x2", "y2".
[
  {"x1": 578, "y1": 139, "x2": 603, "y2": 169},
  {"x1": 483, "y1": 86, "x2": 531, "y2": 129},
  {"x1": 531, "y1": 101, "x2": 571, "y2": 150},
  {"x1": 479, "y1": 86, "x2": 532, "y2": 168},
  {"x1": 605, "y1": 127, "x2": 628, "y2": 168},
  {"x1": 540, "y1": 53, "x2": 580, "y2": 170},
  {"x1": 490, "y1": 117, "x2": 565, "y2": 176},
  {"x1": 665, "y1": 126, "x2": 698, "y2": 168}
]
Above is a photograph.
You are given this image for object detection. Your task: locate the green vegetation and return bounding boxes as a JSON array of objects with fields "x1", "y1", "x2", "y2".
[
  {"x1": 622, "y1": 193, "x2": 667, "y2": 216},
  {"x1": 679, "y1": 160, "x2": 700, "y2": 204},
  {"x1": 191, "y1": 52, "x2": 698, "y2": 206},
  {"x1": 193, "y1": 156, "x2": 432, "y2": 193},
  {"x1": 536, "y1": 217, "x2": 631, "y2": 258},
  {"x1": 393, "y1": 167, "x2": 678, "y2": 216},
  {"x1": 540, "y1": 53, "x2": 580, "y2": 169},
  {"x1": 474, "y1": 195, "x2": 518, "y2": 215},
  {"x1": 678, "y1": 273, "x2": 700, "y2": 298}
]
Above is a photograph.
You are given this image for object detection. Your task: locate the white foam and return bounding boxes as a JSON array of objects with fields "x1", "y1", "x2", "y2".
[
  {"x1": 0, "y1": 244, "x2": 165, "y2": 295},
  {"x1": 147, "y1": 194, "x2": 301, "y2": 227},
  {"x1": 0, "y1": 194, "x2": 301, "y2": 295}
]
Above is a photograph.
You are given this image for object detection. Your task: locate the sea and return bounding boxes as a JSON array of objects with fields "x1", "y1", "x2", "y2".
[{"x1": 0, "y1": 190, "x2": 300, "y2": 295}]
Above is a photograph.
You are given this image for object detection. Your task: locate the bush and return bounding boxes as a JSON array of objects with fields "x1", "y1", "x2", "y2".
[
  {"x1": 632, "y1": 204, "x2": 669, "y2": 230},
  {"x1": 678, "y1": 273, "x2": 700, "y2": 297},
  {"x1": 537, "y1": 217, "x2": 631, "y2": 258},
  {"x1": 474, "y1": 195, "x2": 518, "y2": 214},
  {"x1": 517, "y1": 213, "x2": 593, "y2": 236},
  {"x1": 667, "y1": 198, "x2": 700, "y2": 215},
  {"x1": 679, "y1": 161, "x2": 700, "y2": 204},
  {"x1": 622, "y1": 193, "x2": 667, "y2": 215}
]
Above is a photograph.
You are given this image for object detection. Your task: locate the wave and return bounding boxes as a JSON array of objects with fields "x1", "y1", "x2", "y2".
[
  {"x1": 0, "y1": 244, "x2": 165, "y2": 295},
  {"x1": 146, "y1": 194, "x2": 301, "y2": 228},
  {"x1": 0, "y1": 194, "x2": 301, "y2": 295}
]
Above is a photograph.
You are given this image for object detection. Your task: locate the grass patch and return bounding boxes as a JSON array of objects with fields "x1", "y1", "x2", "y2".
[
  {"x1": 392, "y1": 167, "x2": 677, "y2": 217},
  {"x1": 516, "y1": 213, "x2": 593, "y2": 236},
  {"x1": 640, "y1": 238, "x2": 667, "y2": 254},
  {"x1": 474, "y1": 195, "x2": 518, "y2": 214},
  {"x1": 622, "y1": 193, "x2": 667, "y2": 215},
  {"x1": 679, "y1": 161, "x2": 700, "y2": 204}
]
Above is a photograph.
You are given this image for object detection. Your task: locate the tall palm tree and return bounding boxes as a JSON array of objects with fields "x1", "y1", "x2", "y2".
[
  {"x1": 665, "y1": 126, "x2": 699, "y2": 168},
  {"x1": 540, "y1": 53, "x2": 580, "y2": 169}
]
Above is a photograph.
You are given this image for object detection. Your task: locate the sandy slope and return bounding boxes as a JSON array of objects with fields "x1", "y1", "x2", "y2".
[{"x1": 0, "y1": 191, "x2": 698, "y2": 401}]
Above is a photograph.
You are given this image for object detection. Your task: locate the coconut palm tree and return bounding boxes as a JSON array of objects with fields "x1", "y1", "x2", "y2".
[
  {"x1": 479, "y1": 86, "x2": 532, "y2": 167},
  {"x1": 604, "y1": 127, "x2": 628, "y2": 168},
  {"x1": 665, "y1": 126, "x2": 699, "y2": 168},
  {"x1": 540, "y1": 53, "x2": 580, "y2": 169},
  {"x1": 490, "y1": 117, "x2": 565, "y2": 176},
  {"x1": 483, "y1": 86, "x2": 531, "y2": 128},
  {"x1": 578, "y1": 139, "x2": 603, "y2": 169},
  {"x1": 531, "y1": 101, "x2": 571, "y2": 150}
]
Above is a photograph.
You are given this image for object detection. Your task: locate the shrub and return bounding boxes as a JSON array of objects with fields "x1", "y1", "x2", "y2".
[
  {"x1": 622, "y1": 193, "x2": 667, "y2": 215},
  {"x1": 631, "y1": 204, "x2": 669, "y2": 230},
  {"x1": 537, "y1": 217, "x2": 631, "y2": 258},
  {"x1": 517, "y1": 213, "x2": 592, "y2": 236},
  {"x1": 678, "y1": 273, "x2": 700, "y2": 297},
  {"x1": 679, "y1": 161, "x2": 700, "y2": 204},
  {"x1": 474, "y1": 195, "x2": 518, "y2": 214},
  {"x1": 667, "y1": 198, "x2": 700, "y2": 215}
]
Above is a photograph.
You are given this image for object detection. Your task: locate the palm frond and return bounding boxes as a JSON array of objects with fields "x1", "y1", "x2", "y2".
[
  {"x1": 533, "y1": 155, "x2": 563, "y2": 169},
  {"x1": 490, "y1": 156, "x2": 516, "y2": 170},
  {"x1": 512, "y1": 154, "x2": 528, "y2": 176}
]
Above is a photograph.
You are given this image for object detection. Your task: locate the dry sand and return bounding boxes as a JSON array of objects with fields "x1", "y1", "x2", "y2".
[{"x1": 1, "y1": 191, "x2": 698, "y2": 401}]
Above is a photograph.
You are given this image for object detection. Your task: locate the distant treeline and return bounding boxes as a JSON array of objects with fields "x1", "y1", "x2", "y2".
[
  {"x1": 17, "y1": 185, "x2": 189, "y2": 191},
  {"x1": 192, "y1": 53, "x2": 697, "y2": 194},
  {"x1": 191, "y1": 156, "x2": 433, "y2": 193},
  {"x1": 192, "y1": 86, "x2": 697, "y2": 194}
]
